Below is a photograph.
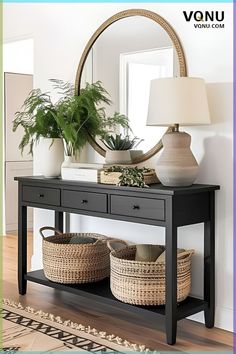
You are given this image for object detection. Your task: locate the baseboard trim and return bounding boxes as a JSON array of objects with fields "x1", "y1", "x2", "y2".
[
  {"x1": 6, "y1": 221, "x2": 33, "y2": 232},
  {"x1": 188, "y1": 305, "x2": 233, "y2": 332}
]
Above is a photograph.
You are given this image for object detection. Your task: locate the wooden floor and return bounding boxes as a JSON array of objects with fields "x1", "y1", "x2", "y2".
[{"x1": 3, "y1": 233, "x2": 233, "y2": 352}]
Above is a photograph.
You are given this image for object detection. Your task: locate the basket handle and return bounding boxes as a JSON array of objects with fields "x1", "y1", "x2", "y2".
[
  {"x1": 39, "y1": 226, "x2": 62, "y2": 239},
  {"x1": 93, "y1": 239, "x2": 102, "y2": 245},
  {"x1": 107, "y1": 239, "x2": 129, "y2": 252},
  {"x1": 177, "y1": 249, "x2": 195, "y2": 259}
]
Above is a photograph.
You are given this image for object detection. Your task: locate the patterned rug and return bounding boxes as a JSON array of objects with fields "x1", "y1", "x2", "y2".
[{"x1": 2, "y1": 299, "x2": 149, "y2": 352}]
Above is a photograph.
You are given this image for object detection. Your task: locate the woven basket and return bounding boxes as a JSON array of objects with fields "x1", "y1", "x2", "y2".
[
  {"x1": 100, "y1": 170, "x2": 159, "y2": 185},
  {"x1": 40, "y1": 227, "x2": 110, "y2": 284},
  {"x1": 108, "y1": 241, "x2": 194, "y2": 306}
]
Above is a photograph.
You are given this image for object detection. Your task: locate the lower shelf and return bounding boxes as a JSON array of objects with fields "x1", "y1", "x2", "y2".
[{"x1": 26, "y1": 270, "x2": 207, "y2": 321}]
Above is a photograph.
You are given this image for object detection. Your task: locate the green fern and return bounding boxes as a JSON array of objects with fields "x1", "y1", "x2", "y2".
[
  {"x1": 13, "y1": 79, "x2": 131, "y2": 156},
  {"x1": 13, "y1": 90, "x2": 60, "y2": 155}
]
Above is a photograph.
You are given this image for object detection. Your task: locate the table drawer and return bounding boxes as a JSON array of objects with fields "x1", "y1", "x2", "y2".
[
  {"x1": 111, "y1": 195, "x2": 165, "y2": 221},
  {"x1": 22, "y1": 186, "x2": 61, "y2": 206},
  {"x1": 62, "y1": 190, "x2": 107, "y2": 213}
]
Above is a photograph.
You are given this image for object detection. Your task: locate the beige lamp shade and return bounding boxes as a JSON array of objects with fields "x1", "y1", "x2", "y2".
[{"x1": 147, "y1": 77, "x2": 211, "y2": 126}]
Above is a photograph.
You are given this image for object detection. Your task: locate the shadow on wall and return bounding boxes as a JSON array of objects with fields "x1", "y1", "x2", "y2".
[
  {"x1": 198, "y1": 134, "x2": 232, "y2": 183},
  {"x1": 199, "y1": 133, "x2": 233, "y2": 315},
  {"x1": 198, "y1": 81, "x2": 233, "y2": 182},
  {"x1": 206, "y1": 82, "x2": 233, "y2": 124},
  {"x1": 197, "y1": 82, "x2": 233, "y2": 316}
]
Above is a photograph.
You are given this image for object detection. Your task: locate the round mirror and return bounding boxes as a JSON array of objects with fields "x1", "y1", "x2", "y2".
[{"x1": 75, "y1": 9, "x2": 187, "y2": 164}]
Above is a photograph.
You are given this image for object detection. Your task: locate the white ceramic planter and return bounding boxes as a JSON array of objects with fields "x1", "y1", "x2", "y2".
[
  {"x1": 35, "y1": 138, "x2": 64, "y2": 178},
  {"x1": 105, "y1": 150, "x2": 132, "y2": 164},
  {"x1": 61, "y1": 155, "x2": 74, "y2": 168}
]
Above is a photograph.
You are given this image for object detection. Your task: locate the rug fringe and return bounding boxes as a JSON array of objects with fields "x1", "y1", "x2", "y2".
[{"x1": 2, "y1": 298, "x2": 152, "y2": 352}]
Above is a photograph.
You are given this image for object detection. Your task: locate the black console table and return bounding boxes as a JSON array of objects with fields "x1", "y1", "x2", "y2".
[{"x1": 15, "y1": 176, "x2": 219, "y2": 345}]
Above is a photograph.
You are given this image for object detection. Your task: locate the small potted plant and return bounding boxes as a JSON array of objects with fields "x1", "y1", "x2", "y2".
[{"x1": 102, "y1": 133, "x2": 140, "y2": 164}]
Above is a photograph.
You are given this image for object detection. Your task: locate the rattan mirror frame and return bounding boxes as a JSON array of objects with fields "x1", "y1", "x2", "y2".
[{"x1": 75, "y1": 9, "x2": 187, "y2": 164}]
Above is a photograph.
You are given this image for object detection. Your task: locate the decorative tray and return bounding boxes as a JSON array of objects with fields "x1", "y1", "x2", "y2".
[{"x1": 100, "y1": 169, "x2": 159, "y2": 186}]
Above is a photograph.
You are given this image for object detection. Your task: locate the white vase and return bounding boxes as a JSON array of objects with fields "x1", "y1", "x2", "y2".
[
  {"x1": 35, "y1": 138, "x2": 64, "y2": 178},
  {"x1": 105, "y1": 150, "x2": 132, "y2": 164},
  {"x1": 61, "y1": 155, "x2": 74, "y2": 168}
]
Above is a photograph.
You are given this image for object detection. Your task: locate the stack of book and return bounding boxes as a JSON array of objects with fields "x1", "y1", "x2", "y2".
[{"x1": 61, "y1": 163, "x2": 107, "y2": 182}]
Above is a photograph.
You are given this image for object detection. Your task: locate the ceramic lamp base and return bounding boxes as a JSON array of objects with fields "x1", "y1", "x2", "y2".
[{"x1": 156, "y1": 131, "x2": 198, "y2": 187}]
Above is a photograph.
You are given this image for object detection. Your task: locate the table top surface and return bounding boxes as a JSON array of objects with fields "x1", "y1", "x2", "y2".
[{"x1": 15, "y1": 176, "x2": 220, "y2": 196}]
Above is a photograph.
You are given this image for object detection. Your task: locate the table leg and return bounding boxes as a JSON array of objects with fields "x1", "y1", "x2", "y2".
[
  {"x1": 204, "y1": 191, "x2": 215, "y2": 328},
  {"x1": 18, "y1": 205, "x2": 27, "y2": 295},
  {"x1": 165, "y1": 221, "x2": 178, "y2": 345},
  {"x1": 55, "y1": 211, "x2": 63, "y2": 233}
]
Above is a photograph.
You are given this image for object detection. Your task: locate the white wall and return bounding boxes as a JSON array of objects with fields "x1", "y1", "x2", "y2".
[
  {"x1": 3, "y1": 39, "x2": 34, "y2": 74},
  {"x1": 3, "y1": 3, "x2": 233, "y2": 332}
]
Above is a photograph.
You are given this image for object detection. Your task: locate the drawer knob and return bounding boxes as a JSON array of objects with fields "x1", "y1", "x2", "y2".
[
  {"x1": 38, "y1": 193, "x2": 44, "y2": 198},
  {"x1": 81, "y1": 199, "x2": 88, "y2": 204},
  {"x1": 133, "y1": 205, "x2": 140, "y2": 210}
]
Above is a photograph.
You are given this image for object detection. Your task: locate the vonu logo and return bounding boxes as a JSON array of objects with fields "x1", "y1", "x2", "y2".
[{"x1": 183, "y1": 11, "x2": 224, "y2": 22}]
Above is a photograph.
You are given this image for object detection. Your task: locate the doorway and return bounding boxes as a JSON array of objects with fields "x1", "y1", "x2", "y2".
[{"x1": 3, "y1": 38, "x2": 34, "y2": 233}]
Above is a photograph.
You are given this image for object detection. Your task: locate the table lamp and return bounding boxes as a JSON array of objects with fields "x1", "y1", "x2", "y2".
[{"x1": 147, "y1": 77, "x2": 210, "y2": 187}]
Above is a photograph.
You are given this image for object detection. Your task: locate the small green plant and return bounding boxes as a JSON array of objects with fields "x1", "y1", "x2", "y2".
[
  {"x1": 104, "y1": 166, "x2": 154, "y2": 188},
  {"x1": 102, "y1": 134, "x2": 139, "y2": 151}
]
